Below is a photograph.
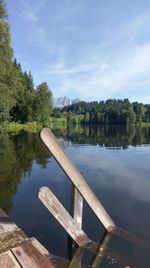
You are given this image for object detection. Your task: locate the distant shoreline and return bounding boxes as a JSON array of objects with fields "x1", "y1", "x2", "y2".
[{"x1": 0, "y1": 120, "x2": 149, "y2": 134}]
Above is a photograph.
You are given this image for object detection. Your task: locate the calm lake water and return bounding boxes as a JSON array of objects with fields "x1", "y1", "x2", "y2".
[{"x1": 0, "y1": 125, "x2": 150, "y2": 267}]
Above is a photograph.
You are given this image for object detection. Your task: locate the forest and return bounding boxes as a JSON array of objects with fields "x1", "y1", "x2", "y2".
[
  {"x1": 61, "y1": 99, "x2": 150, "y2": 125},
  {"x1": 0, "y1": 0, "x2": 52, "y2": 129},
  {"x1": 1, "y1": 0, "x2": 150, "y2": 129}
]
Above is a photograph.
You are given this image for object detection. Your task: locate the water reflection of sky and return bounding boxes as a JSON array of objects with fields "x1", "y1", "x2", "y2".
[{"x1": 66, "y1": 145, "x2": 150, "y2": 202}]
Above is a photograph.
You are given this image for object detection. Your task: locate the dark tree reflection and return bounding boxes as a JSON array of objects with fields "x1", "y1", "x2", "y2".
[
  {"x1": 52, "y1": 124, "x2": 150, "y2": 149},
  {"x1": 0, "y1": 131, "x2": 51, "y2": 213}
]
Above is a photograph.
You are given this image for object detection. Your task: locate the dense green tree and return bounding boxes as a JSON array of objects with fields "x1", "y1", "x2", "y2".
[
  {"x1": 0, "y1": 96, "x2": 10, "y2": 131},
  {"x1": 67, "y1": 112, "x2": 73, "y2": 124},
  {"x1": 10, "y1": 60, "x2": 36, "y2": 123},
  {"x1": 52, "y1": 108, "x2": 61, "y2": 118},
  {"x1": 34, "y1": 82, "x2": 52, "y2": 124},
  {"x1": 84, "y1": 112, "x2": 90, "y2": 124},
  {"x1": 0, "y1": 0, "x2": 16, "y2": 118},
  {"x1": 21, "y1": 71, "x2": 35, "y2": 122},
  {"x1": 0, "y1": 2, "x2": 54, "y2": 126}
]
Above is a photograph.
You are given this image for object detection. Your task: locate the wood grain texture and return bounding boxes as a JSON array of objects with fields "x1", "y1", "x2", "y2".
[
  {"x1": 38, "y1": 187, "x2": 90, "y2": 246},
  {"x1": 30, "y1": 237, "x2": 52, "y2": 258},
  {"x1": 12, "y1": 246, "x2": 39, "y2": 268},
  {"x1": 0, "y1": 230, "x2": 28, "y2": 254},
  {"x1": 0, "y1": 215, "x2": 19, "y2": 235},
  {"x1": 0, "y1": 210, "x2": 28, "y2": 254},
  {"x1": 40, "y1": 128, "x2": 115, "y2": 231},
  {"x1": 0, "y1": 250, "x2": 21, "y2": 268},
  {"x1": 12, "y1": 242, "x2": 55, "y2": 268}
]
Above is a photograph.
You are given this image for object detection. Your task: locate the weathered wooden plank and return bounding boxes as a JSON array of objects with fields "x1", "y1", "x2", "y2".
[
  {"x1": 12, "y1": 246, "x2": 39, "y2": 268},
  {"x1": 0, "y1": 230, "x2": 28, "y2": 254},
  {"x1": 30, "y1": 237, "x2": 52, "y2": 258},
  {"x1": 38, "y1": 187, "x2": 90, "y2": 246},
  {"x1": 0, "y1": 209, "x2": 28, "y2": 254},
  {"x1": 12, "y1": 242, "x2": 55, "y2": 268},
  {"x1": 22, "y1": 242, "x2": 56, "y2": 268},
  {"x1": 0, "y1": 250, "x2": 21, "y2": 268},
  {"x1": 73, "y1": 189, "x2": 83, "y2": 229},
  {"x1": 40, "y1": 128, "x2": 115, "y2": 232},
  {"x1": 0, "y1": 216, "x2": 19, "y2": 235}
]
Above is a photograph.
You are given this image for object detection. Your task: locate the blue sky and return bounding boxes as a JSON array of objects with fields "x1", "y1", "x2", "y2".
[{"x1": 6, "y1": 0, "x2": 150, "y2": 103}]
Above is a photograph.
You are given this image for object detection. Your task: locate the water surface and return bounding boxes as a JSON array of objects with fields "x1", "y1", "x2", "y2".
[{"x1": 0, "y1": 125, "x2": 150, "y2": 267}]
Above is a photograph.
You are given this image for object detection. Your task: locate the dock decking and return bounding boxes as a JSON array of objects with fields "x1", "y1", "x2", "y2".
[{"x1": 0, "y1": 209, "x2": 67, "y2": 268}]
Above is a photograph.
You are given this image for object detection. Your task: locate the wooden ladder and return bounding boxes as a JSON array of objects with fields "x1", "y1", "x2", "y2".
[{"x1": 38, "y1": 128, "x2": 116, "y2": 247}]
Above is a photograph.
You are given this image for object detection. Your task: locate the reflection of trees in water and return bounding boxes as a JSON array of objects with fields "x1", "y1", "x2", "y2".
[
  {"x1": 0, "y1": 131, "x2": 51, "y2": 213},
  {"x1": 0, "y1": 126, "x2": 150, "y2": 213},
  {"x1": 0, "y1": 133, "x2": 19, "y2": 213},
  {"x1": 52, "y1": 124, "x2": 150, "y2": 149}
]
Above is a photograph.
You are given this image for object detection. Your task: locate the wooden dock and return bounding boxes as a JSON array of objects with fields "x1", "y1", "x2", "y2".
[{"x1": 0, "y1": 209, "x2": 68, "y2": 268}]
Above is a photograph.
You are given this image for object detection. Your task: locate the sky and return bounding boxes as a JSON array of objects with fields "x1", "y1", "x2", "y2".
[{"x1": 6, "y1": 0, "x2": 150, "y2": 103}]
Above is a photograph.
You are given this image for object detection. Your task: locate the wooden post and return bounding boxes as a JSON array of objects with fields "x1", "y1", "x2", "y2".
[
  {"x1": 73, "y1": 188, "x2": 83, "y2": 229},
  {"x1": 38, "y1": 187, "x2": 90, "y2": 247},
  {"x1": 71, "y1": 189, "x2": 83, "y2": 268},
  {"x1": 40, "y1": 128, "x2": 115, "y2": 232}
]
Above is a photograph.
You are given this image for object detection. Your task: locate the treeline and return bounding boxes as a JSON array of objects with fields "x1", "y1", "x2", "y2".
[
  {"x1": 0, "y1": 0, "x2": 52, "y2": 127},
  {"x1": 60, "y1": 99, "x2": 150, "y2": 125}
]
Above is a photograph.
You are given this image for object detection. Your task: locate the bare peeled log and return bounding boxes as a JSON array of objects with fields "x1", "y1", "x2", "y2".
[{"x1": 40, "y1": 128, "x2": 116, "y2": 232}]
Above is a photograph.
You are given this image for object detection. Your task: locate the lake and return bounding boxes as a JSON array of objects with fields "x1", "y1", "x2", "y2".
[{"x1": 0, "y1": 125, "x2": 150, "y2": 267}]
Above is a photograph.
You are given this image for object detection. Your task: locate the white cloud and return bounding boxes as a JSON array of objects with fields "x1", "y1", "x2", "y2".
[
  {"x1": 25, "y1": 10, "x2": 38, "y2": 22},
  {"x1": 21, "y1": 0, "x2": 46, "y2": 23},
  {"x1": 36, "y1": 43, "x2": 150, "y2": 100},
  {"x1": 30, "y1": 3, "x2": 150, "y2": 101},
  {"x1": 10, "y1": 0, "x2": 150, "y2": 102}
]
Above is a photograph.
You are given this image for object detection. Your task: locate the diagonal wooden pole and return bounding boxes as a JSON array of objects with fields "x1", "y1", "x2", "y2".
[
  {"x1": 40, "y1": 128, "x2": 116, "y2": 232},
  {"x1": 38, "y1": 187, "x2": 90, "y2": 247}
]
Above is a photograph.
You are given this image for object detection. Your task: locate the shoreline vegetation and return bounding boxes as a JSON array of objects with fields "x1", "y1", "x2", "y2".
[{"x1": 1, "y1": 119, "x2": 150, "y2": 134}]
